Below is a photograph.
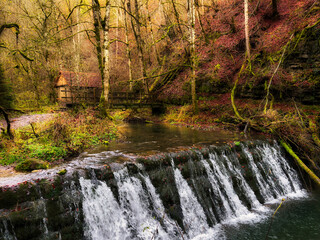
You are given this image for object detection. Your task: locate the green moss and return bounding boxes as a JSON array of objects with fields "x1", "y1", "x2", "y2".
[
  {"x1": 15, "y1": 158, "x2": 49, "y2": 172},
  {"x1": 0, "y1": 108, "x2": 119, "y2": 167},
  {"x1": 58, "y1": 169, "x2": 67, "y2": 175},
  {"x1": 26, "y1": 144, "x2": 67, "y2": 161},
  {"x1": 234, "y1": 141, "x2": 241, "y2": 146},
  {"x1": 0, "y1": 150, "x2": 25, "y2": 165}
]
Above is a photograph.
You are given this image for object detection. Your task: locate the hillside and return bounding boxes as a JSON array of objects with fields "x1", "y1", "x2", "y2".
[{"x1": 160, "y1": 0, "x2": 320, "y2": 106}]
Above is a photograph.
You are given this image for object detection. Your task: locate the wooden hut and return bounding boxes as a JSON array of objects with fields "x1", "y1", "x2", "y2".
[{"x1": 55, "y1": 71, "x2": 102, "y2": 106}]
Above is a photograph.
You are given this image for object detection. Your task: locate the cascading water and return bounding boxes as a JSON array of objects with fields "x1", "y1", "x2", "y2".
[
  {"x1": 0, "y1": 141, "x2": 309, "y2": 240},
  {"x1": 113, "y1": 168, "x2": 172, "y2": 240},
  {"x1": 80, "y1": 177, "x2": 130, "y2": 240},
  {"x1": 77, "y1": 141, "x2": 306, "y2": 239},
  {"x1": 171, "y1": 160, "x2": 209, "y2": 238}
]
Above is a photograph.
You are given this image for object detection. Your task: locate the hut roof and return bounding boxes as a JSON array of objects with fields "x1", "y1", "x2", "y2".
[{"x1": 55, "y1": 71, "x2": 102, "y2": 88}]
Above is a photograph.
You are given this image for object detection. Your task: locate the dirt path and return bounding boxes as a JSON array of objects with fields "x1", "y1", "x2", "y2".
[
  {"x1": 0, "y1": 113, "x2": 56, "y2": 180},
  {"x1": 0, "y1": 113, "x2": 55, "y2": 129}
]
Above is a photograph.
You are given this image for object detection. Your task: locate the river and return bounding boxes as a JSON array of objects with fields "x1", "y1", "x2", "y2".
[{"x1": 0, "y1": 123, "x2": 319, "y2": 240}]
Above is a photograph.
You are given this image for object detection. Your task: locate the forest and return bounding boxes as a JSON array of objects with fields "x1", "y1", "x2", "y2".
[
  {"x1": 1, "y1": 0, "x2": 320, "y2": 239},
  {"x1": 1, "y1": 0, "x2": 320, "y2": 183}
]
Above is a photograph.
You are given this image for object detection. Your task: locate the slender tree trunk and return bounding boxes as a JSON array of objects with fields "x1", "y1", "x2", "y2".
[
  {"x1": 0, "y1": 107, "x2": 13, "y2": 139},
  {"x1": 92, "y1": 0, "x2": 111, "y2": 108},
  {"x1": 244, "y1": 0, "x2": 250, "y2": 60},
  {"x1": 123, "y1": 0, "x2": 133, "y2": 91},
  {"x1": 188, "y1": 0, "x2": 197, "y2": 112},
  {"x1": 146, "y1": 0, "x2": 160, "y2": 65},
  {"x1": 103, "y1": 0, "x2": 111, "y2": 107},
  {"x1": 128, "y1": 0, "x2": 149, "y2": 94},
  {"x1": 272, "y1": 0, "x2": 278, "y2": 16},
  {"x1": 71, "y1": 0, "x2": 81, "y2": 87},
  {"x1": 171, "y1": 0, "x2": 183, "y2": 36},
  {"x1": 115, "y1": 2, "x2": 120, "y2": 66},
  {"x1": 76, "y1": 0, "x2": 82, "y2": 76},
  {"x1": 92, "y1": 0, "x2": 104, "y2": 80}
]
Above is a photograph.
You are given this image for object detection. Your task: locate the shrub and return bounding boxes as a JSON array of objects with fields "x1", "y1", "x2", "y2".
[
  {"x1": 0, "y1": 107, "x2": 118, "y2": 167},
  {"x1": 26, "y1": 144, "x2": 67, "y2": 161},
  {"x1": 15, "y1": 158, "x2": 49, "y2": 172}
]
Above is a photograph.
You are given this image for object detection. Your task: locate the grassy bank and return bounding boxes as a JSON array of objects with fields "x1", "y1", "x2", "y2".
[
  {"x1": 0, "y1": 108, "x2": 118, "y2": 171},
  {"x1": 160, "y1": 97, "x2": 320, "y2": 186}
]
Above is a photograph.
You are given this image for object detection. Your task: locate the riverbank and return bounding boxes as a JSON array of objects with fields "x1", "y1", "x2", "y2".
[
  {"x1": 155, "y1": 97, "x2": 320, "y2": 187},
  {"x1": 0, "y1": 102, "x2": 256, "y2": 174},
  {"x1": 1, "y1": 98, "x2": 320, "y2": 180},
  {"x1": 1, "y1": 138, "x2": 317, "y2": 240},
  {"x1": 0, "y1": 108, "x2": 118, "y2": 172}
]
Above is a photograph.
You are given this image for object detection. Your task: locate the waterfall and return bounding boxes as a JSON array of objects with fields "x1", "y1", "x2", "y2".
[
  {"x1": 79, "y1": 178, "x2": 130, "y2": 240},
  {"x1": 35, "y1": 187, "x2": 49, "y2": 239},
  {"x1": 0, "y1": 141, "x2": 308, "y2": 240},
  {"x1": 141, "y1": 174, "x2": 181, "y2": 238},
  {"x1": 172, "y1": 164, "x2": 209, "y2": 238},
  {"x1": 114, "y1": 168, "x2": 171, "y2": 240},
  {"x1": 242, "y1": 146, "x2": 274, "y2": 201},
  {"x1": 1, "y1": 220, "x2": 17, "y2": 240}
]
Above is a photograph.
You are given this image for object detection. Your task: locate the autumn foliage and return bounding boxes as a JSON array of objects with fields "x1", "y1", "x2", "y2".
[{"x1": 160, "y1": 0, "x2": 319, "y2": 103}]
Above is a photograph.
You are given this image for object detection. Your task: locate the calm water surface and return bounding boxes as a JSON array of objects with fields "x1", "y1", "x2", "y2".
[
  {"x1": 225, "y1": 189, "x2": 320, "y2": 240},
  {"x1": 107, "y1": 123, "x2": 245, "y2": 154}
]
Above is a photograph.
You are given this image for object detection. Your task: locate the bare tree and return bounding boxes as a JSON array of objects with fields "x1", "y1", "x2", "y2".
[
  {"x1": 91, "y1": 0, "x2": 111, "y2": 108},
  {"x1": 188, "y1": 0, "x2": 197, "y2": 112},
  {"x1": 103, "y1": 0, "x2": 111, "y2": 107},
  {"x1": 127, "y1": 0, "x2": 149, "y2": 94},
  {"x1": 121, "y1": 0, "x2": 133, "y2": 91},
  {"x1": 0, "y1": 22, "x2": 20, "y2": 138},
  {"x1": 146, "y1": 0, "x2": 160, "y2": 65},
  {"x1": 244, "y1": 0, "x2": 250, "y2": 61}
]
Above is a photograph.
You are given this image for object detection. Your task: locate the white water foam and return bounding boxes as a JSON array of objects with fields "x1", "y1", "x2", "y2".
[
  {"x1": 141, "y1": 174, "x2": 182, "y2": 238},
  {"x1": 208, "y1": 153, "x2": 249, "y2": 217},
  {"x1": 114, "y1": 168, "x2": 170, "y2": 240},
  {"x1": 79, "y1": 178, "x2": 130, "y2": 240},
  {"x1": 78, "y1": 142, "x2": 308, "y2": 240},
  {"x1": 171, "y1": 160, "x2": 210, "y2": 238}
]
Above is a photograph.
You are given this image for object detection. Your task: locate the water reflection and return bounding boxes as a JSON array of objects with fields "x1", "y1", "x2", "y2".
[{"x1": 108, "y1": 123, "x2": 244, "y2": 154}]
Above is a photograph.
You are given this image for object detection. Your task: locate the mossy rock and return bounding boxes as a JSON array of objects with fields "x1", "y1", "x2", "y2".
[
  {"x1": 58, "y1": 169, "x2": 67, "y2": 175},
  {"x1": 15, "y1": 158, "x2": 49, "y2": 172}
]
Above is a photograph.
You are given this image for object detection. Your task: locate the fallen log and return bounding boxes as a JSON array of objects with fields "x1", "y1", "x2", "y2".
[{"x1": 280, "y1": 140, "x2": 320, "y2": 186}]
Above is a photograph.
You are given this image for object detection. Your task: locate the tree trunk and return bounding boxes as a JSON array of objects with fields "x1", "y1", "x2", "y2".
[
  {"x1": 272, "y1": 0, "x2": 278, "y2": 16},
  {"x1": 280, "y1": 140, "x2": 320, "y2": 186},
  {"x1": 128, "y1": 0, "x2": 149, "y2": 94},
  {"x1": 103, "y1": 0, "x2": 111, "y2": 107},
  {"x1": 92, "y1": 0, "x2": 104, "y2": 80},
  {"x1": 188, "y1": 0, "x2": 197, "y2": 112},
  {"x1": 146, "y1": 0, "x2": 160, "y2": 65},
  {"x1": 0, "y1": 107, "x2": 13, "y2": 139},
  {"x1": 92, "y1": 0, "x2": 111, "y2": 108},
  {"x1": 115, "y1": 3, "x2": 121, "y2": 66},
  {"x1": 244, "y1": 0, "x2": 250, "y2": 60},
  {"x1": 123, "y1": 0, "x2": 133, "y2": 91}
]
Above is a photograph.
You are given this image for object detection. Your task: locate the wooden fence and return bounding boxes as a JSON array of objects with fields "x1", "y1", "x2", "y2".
[
  {"x1": 110, "y1": 92, "x2": 154, "y2": 106},
  {"x1": 57, "y1": 88, "x2": 157, "y2": 108}
]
